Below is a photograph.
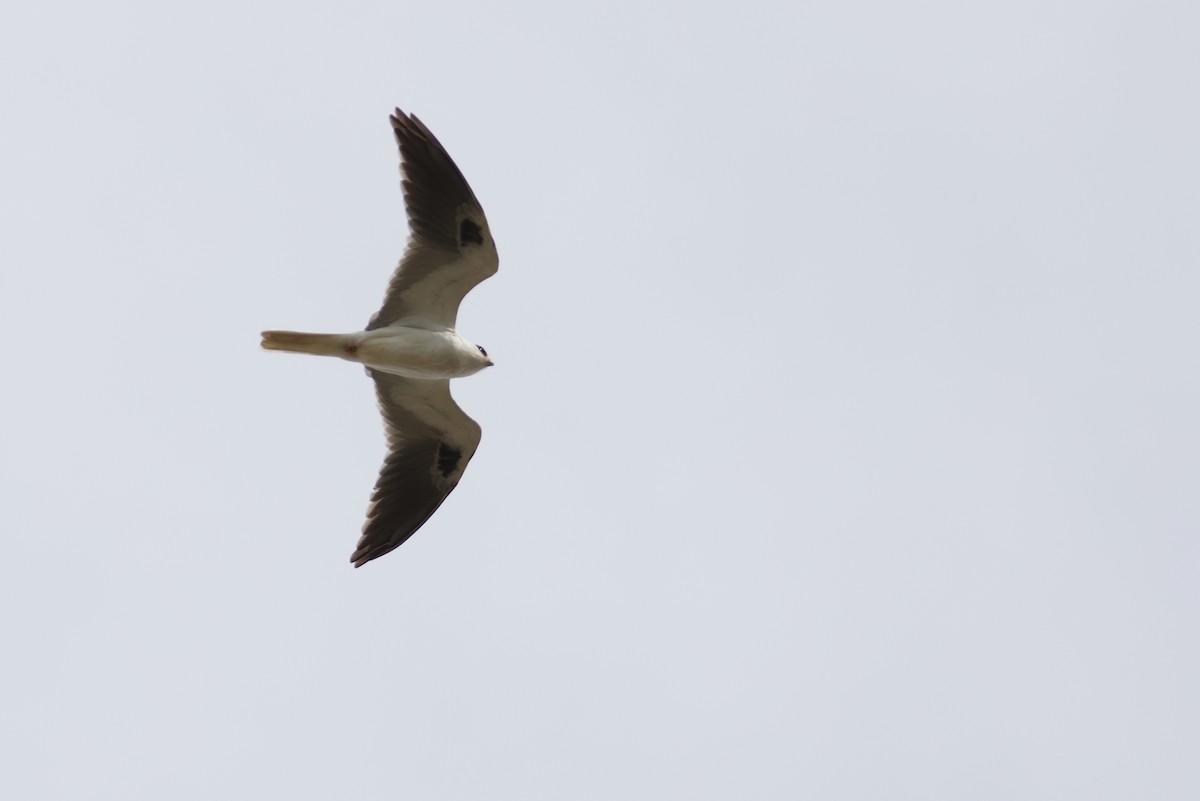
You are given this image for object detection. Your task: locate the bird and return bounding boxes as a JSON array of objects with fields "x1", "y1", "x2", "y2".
[{"x1": 261, "y1": 108, "x2": 498, "y2": 567}]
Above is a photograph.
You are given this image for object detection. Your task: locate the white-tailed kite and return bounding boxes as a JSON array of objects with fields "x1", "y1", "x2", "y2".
[{"x1": 262, "y1": 108, "x2": 497, "y2": 567}]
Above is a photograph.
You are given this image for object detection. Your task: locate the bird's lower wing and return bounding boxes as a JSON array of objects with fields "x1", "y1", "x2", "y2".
[{"x1": 351, "y1": 372, "x2": 483, "y2": 567}]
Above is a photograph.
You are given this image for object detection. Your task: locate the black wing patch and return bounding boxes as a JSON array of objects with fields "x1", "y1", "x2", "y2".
[
  {"x1": 437, "y1": 442, "x2": 463, "y2": 478},
  {"x1": 460, "y1": 217, "x2": 484, "y2": 246}
]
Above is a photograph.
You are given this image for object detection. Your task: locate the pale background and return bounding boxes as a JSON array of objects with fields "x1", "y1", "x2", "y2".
[{"x1": 2, "y1": 1, "x2": 1198, "y2": 799}]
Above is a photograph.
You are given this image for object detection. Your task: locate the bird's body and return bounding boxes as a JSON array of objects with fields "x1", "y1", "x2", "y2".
[
  {"x1": 261, "y1": 108, "x2": 498, "y2": 567},
  {"x1": 261, "y1": 326, "x2": 491, "y2": 380}
]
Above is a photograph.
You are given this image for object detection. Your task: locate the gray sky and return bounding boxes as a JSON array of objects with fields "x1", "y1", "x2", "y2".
[{"x1": 2, "y1": 1, "x2": 1198, "y2": 798}]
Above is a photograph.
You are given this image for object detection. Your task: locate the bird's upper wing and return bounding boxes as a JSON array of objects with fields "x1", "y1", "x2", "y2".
[
  {"x1": 351, "y1": 371, "x2": 483, "y2": 567},
  {"x1": 367, "y1": 109, "x2": 499, "y2": 330}
]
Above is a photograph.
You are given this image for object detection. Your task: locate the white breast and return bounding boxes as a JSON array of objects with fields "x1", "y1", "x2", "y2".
[{"x1": 355, "y1": 326, "x2": 486, "y2": 379}]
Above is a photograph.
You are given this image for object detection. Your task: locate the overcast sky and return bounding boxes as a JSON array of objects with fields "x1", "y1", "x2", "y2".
[{"x1": 2, "y1": 1, "x2": 1198, "y2": 799}]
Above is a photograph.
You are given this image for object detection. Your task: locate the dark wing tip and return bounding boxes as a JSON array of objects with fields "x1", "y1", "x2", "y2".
[
  {"x1": 389, "y1": 107, "x2": 412, "y2": 130},
  {"x1": 389, "y1": 108, "x2": 436, "y2": 151},
  {"x1": 350, "y1": 531, "x2": 400, "y2": 568}
]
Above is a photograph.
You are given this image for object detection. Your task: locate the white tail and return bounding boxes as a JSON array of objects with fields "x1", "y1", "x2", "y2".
[{"x1": 260, "y1": 330, "x2": 354, "y2": 358}]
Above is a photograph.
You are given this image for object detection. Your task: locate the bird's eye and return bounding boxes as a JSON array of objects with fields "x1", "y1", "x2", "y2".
[{"x1": 477, "y1": 345, "x2": 488, "y2": 357}]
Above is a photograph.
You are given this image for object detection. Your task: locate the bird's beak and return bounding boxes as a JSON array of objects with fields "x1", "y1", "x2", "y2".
[{"x1": 486, "y1": 359, "x2": 495, "y2": 367}]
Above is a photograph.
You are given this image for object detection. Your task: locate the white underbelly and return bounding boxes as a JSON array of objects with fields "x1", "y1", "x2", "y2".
[{"x1": 355, "y1": 326, "x2": 480, "y2": 379}]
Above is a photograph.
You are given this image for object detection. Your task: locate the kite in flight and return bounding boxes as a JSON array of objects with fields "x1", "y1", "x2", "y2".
[{"x1": 262, "y1": 108, "x2": 498, "y2": 567}]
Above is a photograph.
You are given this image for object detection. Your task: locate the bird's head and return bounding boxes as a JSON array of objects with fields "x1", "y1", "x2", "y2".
[{"x1": 475, "y1": 343, "x2": 494, "y2": 367}]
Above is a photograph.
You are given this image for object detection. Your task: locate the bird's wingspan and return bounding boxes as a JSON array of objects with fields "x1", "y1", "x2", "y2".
[
  {"x1": 367, "y1": 109, "x2": 499, "y2": 331},
  {"x1": 351, "y1": 371, "x2": 483, "y2": 567}
]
